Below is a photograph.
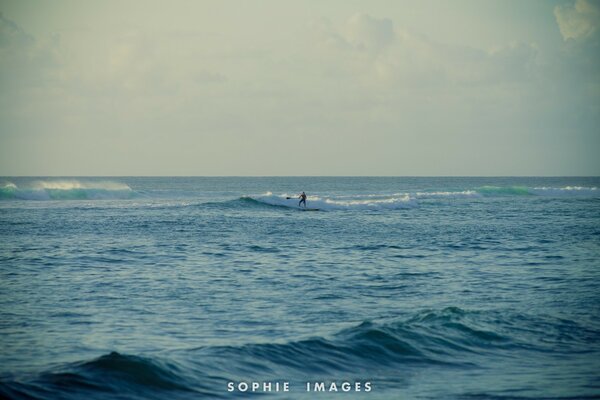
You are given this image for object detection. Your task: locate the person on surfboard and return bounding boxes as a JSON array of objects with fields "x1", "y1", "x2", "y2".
[{"x1": 298, "y1": 192, "x2": 307, "y2": 208}]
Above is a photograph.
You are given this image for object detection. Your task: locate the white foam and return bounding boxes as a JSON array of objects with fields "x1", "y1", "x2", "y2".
[
  {"x1": 1, "y1": 180, "x2": 134, "y2": 200},
  {"x1": 414, "y1": 191, "x2": 480, "y2": 199},
  {"x1": 250, "y1": 192, "x2": 416, "y2": 210},
  {"x1": 1, "y1": 182, "x2": 17, "y2": 190},
  {"x1": 333, "y1": 191, "x2": 479, "y2": 199},
  {"x1": 530, "y1": 186, "x2": 598, "y2": 196},
  {"x1": 31, "y1": 180, "x2": 131, "y2": 191}
]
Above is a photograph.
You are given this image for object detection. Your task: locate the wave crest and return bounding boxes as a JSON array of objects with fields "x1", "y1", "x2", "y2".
[
  {"x1": 477, "y1": 185, "x2": 598, "y2": 197},
  {"x1": 245, "y1": 192, "x2": 416, "y2": 211},
  {"x1": 195, "y1": 306, "x2": 516, "y2": 378},
  {"x1": 0, "y1": 180, "x2": 136, "y2": 200},
  {"x1": 2, "y1": 307, "x2": 593, "y2": 399},
  {"x1": 239, "y1": 185, "x2": 598, "y2": 211},
  {"x1": 77, "y1": 352, "x2": 191, "y2": 390}
]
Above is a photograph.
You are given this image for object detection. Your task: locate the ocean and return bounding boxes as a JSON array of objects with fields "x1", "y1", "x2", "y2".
[{"x1": 0, "y1": 177, "x2": 599, "y2": 399}]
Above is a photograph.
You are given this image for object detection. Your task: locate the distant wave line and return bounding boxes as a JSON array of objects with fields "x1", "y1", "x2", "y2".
[{"x1": 0, "y1": 179, "x2": 135, "y2": 200}]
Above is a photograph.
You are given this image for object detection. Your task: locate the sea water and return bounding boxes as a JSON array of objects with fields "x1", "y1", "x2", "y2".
[{"x1": 0, "y1": 177, "x2": 599, "y2": 399}]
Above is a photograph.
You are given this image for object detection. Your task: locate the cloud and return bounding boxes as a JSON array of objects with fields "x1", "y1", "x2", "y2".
[
  {"x1": 95, "y1": 30, "x2": 229, "y2": 97},
  {"x1": 312, "y1": 13, "x2": 394, "y2": 54},
  {"x1": 552, "y1": 0, "x2": 600, "y2": 87},
  {"x1": 0, "y1": 12, "x2": 34, "y2": 48},
  {"x1": 0, "y1": 13, "x2": 62, "y2": 90},
  {"x1": 1, "y1": 12, "x2": 228, "y2": 100},
  {"x1": 554, "y1": 0, "x2": 600, "y2": 40},
  {"x1": 311, "y1": 13, "x2": 538, "y2": 88},
  {"x1": 1, "y1": 5, "x2": 598, "y2": 175},
  {"x1": 106, "y1": 31, "x2": 172, "y2": 94},
  {"x1": 345, "y1": 13, "x2": 394, "y2": 52}
]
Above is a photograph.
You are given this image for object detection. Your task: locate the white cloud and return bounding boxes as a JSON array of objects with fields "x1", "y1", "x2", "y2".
[
  {"x1": 106, "y1": 31, "x2": 172, "y2": 94},
  {"x1": 0, "y1": 12, "x2": 34, "y2": 48},
  {"x1": 554, "y1": 0, "x2": 600, "y2": 40},
  {"x1": 345, "y1": 13, "x2": 394, "y2": 52},
  {"x1": 312, "y1": 13, "x2": 395, "y2": 55},
  {"x1": 0, "y1": 4, "x2": 598, "y2": 175},
  {"x1": 0, "y1": 13, "x2": 62, "y2": 90},
  {"x1": 312, "y1": 14, "x2": 538, "y2": 89}
]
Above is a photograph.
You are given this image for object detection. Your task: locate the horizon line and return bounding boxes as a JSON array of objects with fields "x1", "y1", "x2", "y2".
[{"x1": 2, "y1": 175, "x2": 600, "y2": 178}]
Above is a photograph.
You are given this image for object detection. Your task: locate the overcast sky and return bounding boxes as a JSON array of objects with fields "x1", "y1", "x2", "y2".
[{"x1": 0, "y1": 0, "x2": 598, "y2": 176}]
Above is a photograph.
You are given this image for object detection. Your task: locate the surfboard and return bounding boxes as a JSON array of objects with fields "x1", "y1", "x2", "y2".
[{"x1": 301, "y1": 208, "x2": 320, "y2": 211}]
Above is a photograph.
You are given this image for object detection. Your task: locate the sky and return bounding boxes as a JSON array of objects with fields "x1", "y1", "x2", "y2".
[{"x1": 0, "y1": 0, "x2": 599, "y2": 176}]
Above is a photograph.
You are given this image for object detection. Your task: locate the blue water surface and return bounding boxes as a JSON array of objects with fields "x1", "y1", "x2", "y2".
[{"x1": 0, "y1": 177, "x2": 599, "y2": 399}]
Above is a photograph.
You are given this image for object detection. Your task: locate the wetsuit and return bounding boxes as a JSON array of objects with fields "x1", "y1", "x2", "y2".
[{"x1": 299, "y1": 193, "x2": 307, "y2": 208}]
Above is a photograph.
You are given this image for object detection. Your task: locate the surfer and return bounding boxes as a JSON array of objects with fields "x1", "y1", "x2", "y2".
[{"x1": 298, "y1": 192, "x2": 307, "y2": 208}]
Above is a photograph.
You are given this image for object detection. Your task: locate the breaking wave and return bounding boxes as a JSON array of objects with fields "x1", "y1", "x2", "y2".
[
  {"x1": 476, "y1": 185, "x2": 598, "y2": 197},
  {"x1": 0, "y1": 180, "x2": 136, "y2": 200},
  {"x1": 2, "y1": 180, "x2": 597, "y2": 204},
  {"x1": 239, "y1": 186, "x2": 599, "y2": 211},
  {"x1": 529, "y1": 186, "x2": 598, "y2": 196},
  {"x1": 243, "y1": 192, "x2": 417, "y2": 210}
]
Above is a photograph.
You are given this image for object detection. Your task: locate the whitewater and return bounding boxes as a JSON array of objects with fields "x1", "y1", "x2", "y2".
[{"x1": 1, "y1": 176, "x2": 599, "y2": 399}]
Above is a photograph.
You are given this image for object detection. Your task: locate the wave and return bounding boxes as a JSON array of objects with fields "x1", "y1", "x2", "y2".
[
  {"x1": 237, "y1": 185, "x2": 598, "y2": 212},
  {"x1": 197, "y1": 307, "x2": 598, "y2": 378},
  {"x1": 196, "y1": 307, "x2": 513, "y2": 378},
  {"x1": 241, "y1": 186, "x2": 598, "y2": 211},
  {"x1": 476, "y1": 185, "x2": 598, "y2": 197},
  {"x1": 529, "y1": 186, "x2": 598, "y2": 196},
  {"x1": 1, "y1": 307, "x2": 595, "y2": 399},
  {"x1": 2, "y1": 180, "x2": 596, "y2": 204},
  {"x1": 414, "y1": 190, "x2": 480, "y2": 199},
  {"x1": 243, "y1": 192, "x2": 417, "y2": 211},
  {"x1": 0, "y1": 180, "x2": 136, "y2": 201},
  {"x1": 0, "y1": 352, "x2": 204, "y2": 400}
]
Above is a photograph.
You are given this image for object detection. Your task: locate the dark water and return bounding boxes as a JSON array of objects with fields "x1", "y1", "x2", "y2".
[{"x1": 1, "y1": 177, "x2": 599, "y2": 399}]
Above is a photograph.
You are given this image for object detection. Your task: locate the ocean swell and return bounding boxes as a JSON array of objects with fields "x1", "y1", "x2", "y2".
[
  {"x1": 476, "y1": 185, "x2": 598, "y2": 197},
  {"x1": 243, "y1": 192, "x2": 417, "y2": 211},
  {"x1": 238, "y1": 186, "x2": 599, "y2": 211},
  {"x1": 4, "y1": 307, "x2": 588, "y2": 400},
  {"x1": 0, "y1": 180, "x2": 136, "y2": 200}
]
